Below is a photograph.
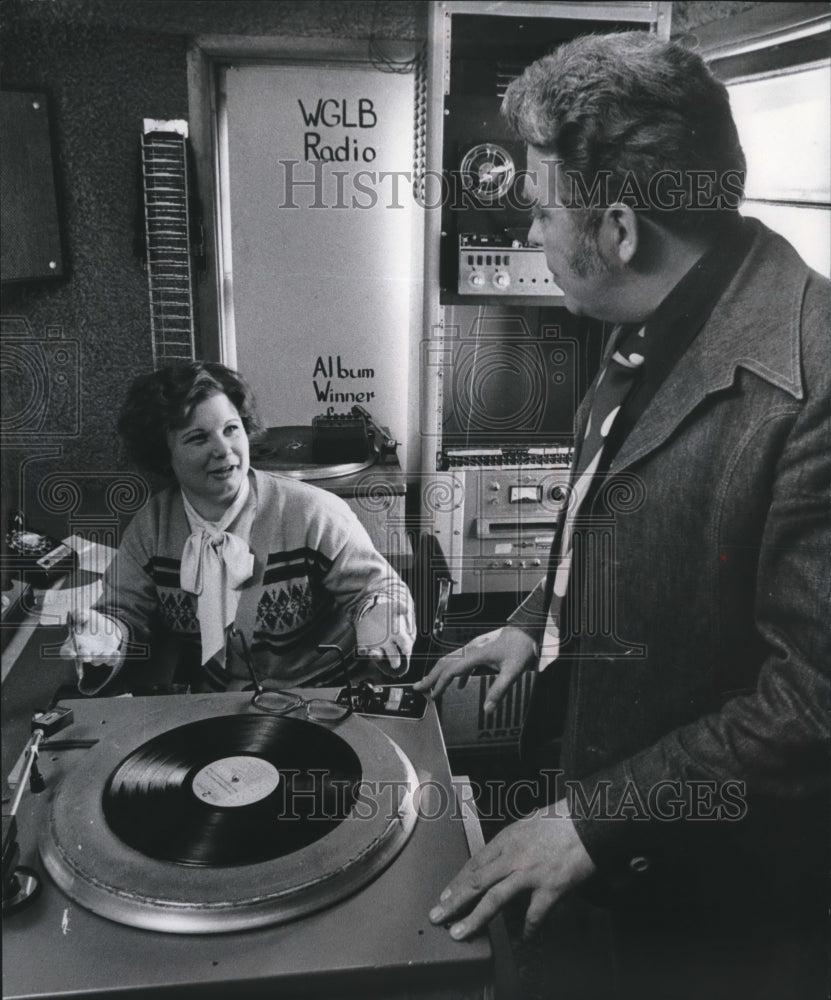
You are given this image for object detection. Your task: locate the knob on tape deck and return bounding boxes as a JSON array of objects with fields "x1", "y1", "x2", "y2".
[{"x1": 459, "y1": 233, "x2": 562, "y2": 296}]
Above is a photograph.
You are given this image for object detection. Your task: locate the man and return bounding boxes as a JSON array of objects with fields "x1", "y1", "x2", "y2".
[{"x1": 416, "y1": 32, "x2": 829, "y2": 997}]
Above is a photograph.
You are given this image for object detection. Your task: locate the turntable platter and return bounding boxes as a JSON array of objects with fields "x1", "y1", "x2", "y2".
[
  {"x1": 40, "y1": 701, "x2": 417, "y2": 933},
  {"x1": 250, "y1": 425, "x2": 374, "y2": 479}
]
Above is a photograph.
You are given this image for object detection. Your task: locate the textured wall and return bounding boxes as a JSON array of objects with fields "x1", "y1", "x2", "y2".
[{"x1": 0, "y1": 0, "x2": 425, "y2": 530}]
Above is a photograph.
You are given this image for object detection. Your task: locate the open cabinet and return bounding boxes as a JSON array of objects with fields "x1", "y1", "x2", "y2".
[{"x1": 419, "y1": 1, "x2": 670, "y2": 749}]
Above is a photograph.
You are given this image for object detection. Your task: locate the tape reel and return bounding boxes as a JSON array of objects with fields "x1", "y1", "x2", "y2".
[{"x1": 459, "y1": 143, "x2": 515, "y2": 203}]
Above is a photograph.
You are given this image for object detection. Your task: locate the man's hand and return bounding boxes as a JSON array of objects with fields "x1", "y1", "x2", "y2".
[
  {"x1": 413, "y1": 626, "x2": 538, "y2": 713},
  {"x1": 428, "y1": 800, "x2": 596, "y2": 940}
]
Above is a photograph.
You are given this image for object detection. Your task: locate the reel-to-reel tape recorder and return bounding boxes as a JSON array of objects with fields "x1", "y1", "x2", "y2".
[
  {"x1": 441, "y1": 94, "x2": 558, "y2": 299},
  {"x1": 454, "y1": 140, "x2": 561, "y2": 297},
  {"x1": 437, "y1": 10, "x2": 661, "y2": 299},
  {"x1": 2, "y1": 693, "x2": 494, "y2": 999}
]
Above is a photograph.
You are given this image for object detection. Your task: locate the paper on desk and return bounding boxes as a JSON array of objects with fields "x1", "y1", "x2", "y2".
[
  {"x1": 36, "y1": 579, "x2": 103, "y2": 626},
  {"x1": 64, "y1": 534, "x2": 117, "y2": 575}
]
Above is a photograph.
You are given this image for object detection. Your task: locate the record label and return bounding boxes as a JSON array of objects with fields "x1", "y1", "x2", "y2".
[{"x1": 192, "y1": 756, "x2": 280, "y2": 807}]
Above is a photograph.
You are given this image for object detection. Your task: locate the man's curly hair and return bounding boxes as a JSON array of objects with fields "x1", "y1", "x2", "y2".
[{"x1": 502, "y1": 32, "x2": 746, "y2": 236}]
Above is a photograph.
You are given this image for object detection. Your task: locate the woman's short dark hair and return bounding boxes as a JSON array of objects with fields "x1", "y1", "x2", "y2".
[
  {"x1": 117, "y1": 362, "x2": 263, "y2": 475},
  {"x1": 502, "y1": 32, "x2": 746, "y2": 237}
]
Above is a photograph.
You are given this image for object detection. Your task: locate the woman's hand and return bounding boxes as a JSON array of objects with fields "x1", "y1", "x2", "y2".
[
  {"x1": 355, "y1": 597, "x2": 414, "y2": 676},
  {"x1": 60, "y1": 610, "x2": 124, "y2": 680},
  {"x1": 413, "y1": 626, "x2": 539, "y2": 712}
]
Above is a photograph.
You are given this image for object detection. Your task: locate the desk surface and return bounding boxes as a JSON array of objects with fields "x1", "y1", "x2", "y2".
[{"x1": 2, "y1": 621, "x2": 77, "y2": 780}]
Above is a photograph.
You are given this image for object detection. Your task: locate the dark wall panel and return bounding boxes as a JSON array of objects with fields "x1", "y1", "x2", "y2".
[{"x1": 0, "y1": 92, "x2": 64, "y2": 283}]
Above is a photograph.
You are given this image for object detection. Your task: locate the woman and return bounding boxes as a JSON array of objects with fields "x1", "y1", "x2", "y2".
[{"x1": 61, "y1": 362, "x2": 414, "y2": 695}]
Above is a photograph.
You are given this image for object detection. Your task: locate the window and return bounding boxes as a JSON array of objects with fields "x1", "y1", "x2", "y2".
[
  {"x1": 728, "y1": 61, "x2": 830, "y2": 275},
  {"x1": 696, "y1": 3, "x2": 831, "y2": 276}
]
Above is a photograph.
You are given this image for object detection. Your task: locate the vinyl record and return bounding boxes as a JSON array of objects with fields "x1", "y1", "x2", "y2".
[{"x1": 102, "y1": 715, "x2": 361, "y2": 867}]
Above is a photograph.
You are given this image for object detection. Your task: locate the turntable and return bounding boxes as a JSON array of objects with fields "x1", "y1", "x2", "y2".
[
  {"x1": 250, "y1": 405, "x2": 400, "y2": 481},
  {"x1": 249, "y1": 407, "x2": 408, "y2": 560},
  {"x1": 2, "y1": 692, "x2": 498, "y2": 999}
]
